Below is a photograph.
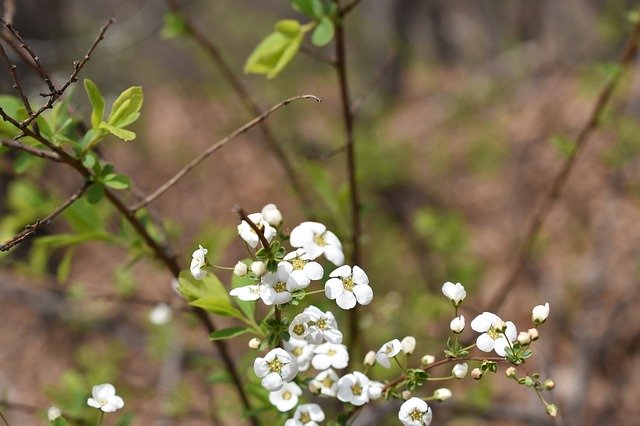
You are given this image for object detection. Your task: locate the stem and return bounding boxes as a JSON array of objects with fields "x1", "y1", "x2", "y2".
[
  {"x1": 97, "y1": 411, "x2": 104, "y2": 426},
  {"x1": 0, "y1": 410, "x2": 9, "y2": 426},
  {"x1": 427, "y1": 375, "x2": 455, "y2": 381}
]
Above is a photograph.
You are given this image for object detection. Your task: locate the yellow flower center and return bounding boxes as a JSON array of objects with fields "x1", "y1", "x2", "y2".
[
  {"x1": 488, "y1": 327, "x2": 500, "y2": 340},
  {"x1": 293, "y1": 347, "x2": 304, "y2": 356},
  {"x1": 267, "y1": 357, "x2": 283, "y2": 373},
  {"x1": 292, "y1": 258, "x2": 306, "y2": 270},
  {"x1": 343, "y1": 277, "x2": 354, "y2": 292},
  {"x1": 327, "y1": 348, "x2": 336, "y2": 356},
  {"x1": 282, "y1": 391, "x2": 292, "y2": 400},
  {"x1": 274, "y1": 282, "x2": 287, "y2": 293},
  {"x1": 299, "y1": 411, "x2": 311, "y2": 423},
  {"x1": 316, "y1": 318, "x2": 327, "y2": 330},
  {"x1": 385, "y1": 343, "x2": 394, "y2": 354},
  {"x1": 351, "y1": 383, "x2": 363, "y2": 396},
  {"x1": 409, "y1": 409, "x2": 423, "y2": 422},
  {"x1": 292, "y1": 324, "x2": 305, "y2": 336},
  {"x1": 321, "y1": 377, "x2": 334, "y2": 388},
  {"x1": 313, "y1": 233, "x2": 326, "y2": 246}
]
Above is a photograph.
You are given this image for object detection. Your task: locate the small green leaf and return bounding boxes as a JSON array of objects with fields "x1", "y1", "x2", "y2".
[
  {"x1": 103, "y1": 173, "x2": 131, "y2": 189},
  {"x1": 99, "y1": 121, "x2": 136, "y2": 141},
  {"x1": 84, "y1": 79, "x2": 105, "y2": 129},
  {"x1": 57, "y1": 247, "x2": 75, "y2": 282},
  {"x1": 209, "y1": 326, "x2": 250, "y2": 340},
  {"x1": 275, "y1": 19, "x2": 301, "y2": 36},
  {"x1": 311, "y1": 16, "x2": 334, "y2": 47},
  {"x1": 160, "y1": 12, "x2": 187, "y2": 39},
  {"x1": 86, "y1": 182, "x2": 104, "y2": 204},
  {"x1": 244, "y1": 20, "x2": 307, "y2": 79},
  {"x1": 107, "y1": 86, "x2": 143, "y2": 128},
  {"x1": 191, "y1": 297, "x2": 243, "y2": 318}
]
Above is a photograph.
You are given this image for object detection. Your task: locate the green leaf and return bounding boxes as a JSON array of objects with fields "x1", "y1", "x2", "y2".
[
  {"x1": 244, "y1": 20, "x2": 307, "y2": 79},
  {"x1": 190, "y1": 297, "x2": 243, "y2": 318},
  {"x1": 103, "y1": 173, "x2": 131, "y2": 189},
  {"x1": 36, "y1": 232, "x2": 110, "y2": 248},
  {"x1": 52, "y1": 418, "x2": 69, "y2": 426},
  {"x1": 0, "y1": 95, "x2": 23, "y2": 137},
  {"x1": 99, "y1": 121, "x2": 136, "y2": 141},
  {"x1": 160, "y1": 12, "x2": 187, "y2": 39},
  {"x1": 107, "y1": 86, "x2": 143, "y2": 128},
  {"x1": 86, "y1": 182, "x2": 104, "y2": 204},
  {"x1": 311, "y1": 16, "x2": 334, "y2": 46},
  {"x1": 177, "y1": 270, "x2": 231, "y2": 302},
  {"x1": 84, "y1": 79, "x2": 105, "y2": 129},
  {"x1": 56, "y1": 247, "x2": 75, "y2": 282},
  {"x1": 209, "y1": 326, "x2": 250, "y2": 340}
]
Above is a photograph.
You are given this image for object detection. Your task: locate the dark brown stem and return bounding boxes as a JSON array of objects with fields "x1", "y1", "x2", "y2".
[
  {"x1": 486, "y1": 19, "x2": 640, "y2": 312},
  {"x1": 1, "y1": 138, "x2": 61, "y2": 161},
  {"x1": 233, "y1": 205, "x2": 271, "y2": 250},
  {"x1": 0, "y1": 34, "x2": 32, "y2": 115}
]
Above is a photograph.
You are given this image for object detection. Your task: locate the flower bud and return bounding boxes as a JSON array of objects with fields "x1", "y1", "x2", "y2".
[
  {"x1": 401, "y1": 336, "x2": 416, "y2": 355},
  {"x1": 47, "y1": 407, "x2": 62, "y2": 421},
  {"x1": 452, "y1": 363, "x2": 468, "y2": 379},
  {"x1": 149, "y1": 303, "x2": 172, "y2": 325},
  {"x1": 421, "y1": 354, "x2": 435, "y2": 365},
  {"x1": 517, "y1": 331, "x2": 531, "y2": 345},
  {"x1": 248, "y1": 338, "x2": 261, "y2": 350},
  {"x1": 450, "y1": 315, "x2": 465, "y2": 334},
  {"x1": 441, "y1": 281, "x2": 466, "y2": 305},
  {"x1": 369, "y1": 381, "x2": 384, "y2": 400},
  {"x1": 233, "y1": 261, "x2": 248, "y2": 277},
  {"x1": 528, "y1": 328, "x2": 539, "y2": 341},
  {"x1": 546, "y1": 404, "x2": 558, "y2": 417},
  {"x1": 471, "y1": 368, "x2": 483, "y2": 380},
  {"x1": 532, "y1": 303, "x2": 550, "y2": 325},
  {"x1": 261, "y1": 203, "x2": 283, "y2": 227},
  {"x1": 364, "y1": 350, "x2": 377, "y2": 366},
  {"x1": 505, "y1": 366, "x2": 517, "y2": 378},
  {"x1": 433, "y1": 388, "x2": 452, "y2": 402},
  {"x1": 494, "y1": 319, "x2": 507, "y2": 333},
  {"x1": 250, "y1": 261, "x2": 267, "y2": 276},
  {"x1": 544, "y1": 379, "x2": 556, "y2": 390},
  {"x1": 402, "y1": 390, "x2": 412, "y2": 400}
]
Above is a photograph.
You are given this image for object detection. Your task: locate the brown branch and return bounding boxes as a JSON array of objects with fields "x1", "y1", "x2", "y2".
[
  {"x1": 350, "y1": 49, "x2": 396, "y2": 115},
  {"x1": 340, "y1": 0, "x2": 364, "y2": 15},
  {"x1": 130, "y1": 95, "x2": 321, "y2": 211},
  {"x1": 486, "y1": 19, "x2": 640, "y2": 312},
  {"x1": 233, "y1": 205, "x2": 271, "y2": 250},
  {"x1": 1, "y1": 138, "x2": 61, "y2": 161},
  {"x1": 300, "y1": 44, "x2": 336, "y2": 65},
  {"x1": 0, "y1": 34, "x2": 33, "y2": 115},
  {"x1": 0, "y1": 182, "x2": 89, "y2": 251},
  {"x1": 2, "y1": 0, "x2": 15, "y2": 25}
]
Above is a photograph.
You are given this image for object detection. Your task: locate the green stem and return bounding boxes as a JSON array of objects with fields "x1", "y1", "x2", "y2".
[
  {"x1": 427, "y1": 375, "x2": 454, "y2": 381},
  {"x1": 393, "y1": 356, "x2": 406, "y2": 373},
  {"x1": 97, "y1": 411, "x2": 104, "y2": 426}
]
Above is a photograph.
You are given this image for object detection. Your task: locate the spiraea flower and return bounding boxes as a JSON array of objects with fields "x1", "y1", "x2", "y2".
[
  {"x1": 441, "y1": 281, "x2": 466, "y2": 305},
  {"x1": 283, "y1": 338, "x2": 316, "y2": 372},
  {"x1": 260, "y1": 263, "x2": 296, "y2": 305},
  {"x1": 304, "y1": 305, "x2": 343, "y2": 344},
  {"x1": 337, "y1": 371, "x2": 370, "y2": 406},
  {"x1": 401, "y1": 336, "x2": 416, "y2": 355},
  {"x1": 190, "y1": 245, "x2": 208, "y2": 280},
  {"x1": 433, "y1": 388, "x2": 452, "y2": 401},
  {"x1": 47, "y1": 407, "x2": 62, "y2": 421},
  {"x1": 368, "y1": 381, "x2": 384, "y2": 400},
  {"x1": 233, "y1": 261, "x2": 248, "y2": 277},
  {"x1": 325, "y1": 265, "x2": 373, "y2": 310},
  {"x1": 312, "y1": 343, "x2": 349, "y2": 370},
  {"x1": 87, "y1": 383, "x2": 124, "y2": 413},
  {"x1": 375, "y1": 339, "x2": 403, "y2": 368},
  {"x1": 269, "y1": 382, "x2": 302, "y2": 412},
  {"x1": 310, "y1": 368, "x2": 340, "y2": 397},
  {"x1": 254, "y1": 348, "x2": 298, "y2": 391},
  {"x1": 238, "y1": 212, "x2": 277, "y2": 248},
  {"x1": 289, "y1": 312, "x2": 312, "y2": 340},
  {"x1": 230, "y1": 283, "x2": 264, "y2": 301},
  {"x1": 398, "y1": 397, "x2": 433, "y2": 426},
  {"x1": 532, "y1": 303, "x2": 550, "y2": 325},
  {"x1": 290, "y1": 221, "x2": 344, "y2": 266},
  {"x1": 471, "y1": 312, "x2": 517, "y2": 357},
  {"x1": 450, "y1": 315, "x2": 465, "y2": 334},
  {"x1": 280, "y1": 249, "x2": 324, "y2": 290},
  {"x1": 261, "y1": 203, "x2": 283, "y2": 227},
  {"x1": 285, "y1": 403, "x2": 325, "y2": 426},
  {"x1": 452, "y1": 363, "x2": 468, "y2": 379}
]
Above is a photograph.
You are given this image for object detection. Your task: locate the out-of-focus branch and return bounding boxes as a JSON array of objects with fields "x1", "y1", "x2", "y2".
[
  {"x1": 340, "y1": 0, "x2": 364, "y2": 15},
  {"x1": 0, "y1": 33, "x2": 33, "y2": 115},
  {"x1": 350, "y1": 49, "x2": 397, "y2": 115},
  {"x1": 2, "y1": 0, "x2": 15, "y2": 24},
  {"x1": 1, "y1": 138, "x2": 61, "y2": 161}
]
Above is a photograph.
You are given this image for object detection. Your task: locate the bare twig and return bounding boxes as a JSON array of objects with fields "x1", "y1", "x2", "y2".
[
  {"x1": 350, "y1": 49, "x2": 397, "y2": 115},
  {"x1": 233, "y1": 205, "x2": 271, "y2": 250},
  {"x1": 486, "y1": 19, "x2": 640, "y2": 312},
  {"x1": 0, "y1": 35, "x2": 33, "y2": 115},
  {"x1": 300, "y1": 45, "x2": 336, "y2": 65},
  {"x1": 0, "y1": 182, "x2": 89, "y2": 251},
  {"x1": 305, "y1": 143, "x2": 347, "y2": 160},
  {"x1": 1, "y1": 138, "x2": 61, "y2": 162},
  {"x1": 130, "y1": 95, "x2": 321, "y2": 211}
]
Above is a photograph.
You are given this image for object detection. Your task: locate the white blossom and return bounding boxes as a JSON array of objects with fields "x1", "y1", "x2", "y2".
[
  {"x1": 269, "y1": 382, "x2": 302, "y2": 412},
  {"x1": 230, "y1": 284, "x2": 263, "y2": 301},
  {"x1": 368, "y1": 381, "x2": 384, "y2": 400},
  {"x1": 471, "y1": 312, "x2": 517, "y2": 357},
  {"x1": 433, "y1": 388, "x2": 452, "y2": 401},
  {"x1": 310, "y1": 368, "x2": 339, "y2": 397},
  {"x1": 375, "y1": 339, "x2": 403, "y2": 368},
  {"x1": 364, "y1": 350, "x2": 376, "y2": 366},
  {"x1": 312, "y1": 343, "x2": 349, "y2": 370},
  {"x1": 517, "y1": 331, "x2": 531, "y2": 345},
  {"x1": 441, "y1": 281, "x2": 466, "y2": 305},
  {"x1": 421, "y1": 354, "x2": 435, "y2": 365},
  {"x1": 401, "y1": 336, "x2": 416, "y2": 355},
  {"x1": 249, "y1": 338, "x2": 261, "y2": 350},
  {"x1": 254, "y1": 348, "x2": 298, "y2": 391},
  {"x1": 148, "y1": 303, "x2": 172, "y2": 325},
  {"x1": 290, "y1": 221, "x2": 344, "y2": 266},
  {"x1": 47, "y1": 407, "x2": 62, "y2": 421},
  {"x1": 190, "y1": 245, "x2": 208, "y2": 280},
  {"x1": 304, "y1": 305, "x2": 343, "y2": 344},
  {"x1": 289, "y1": 312, "x2": 311, "y2": 340},
  {"x1": 450, "y1": 315, "x2": 465, "y2": 334},
  {"x1": 280, "y1": 249, "x2": 324, "y2": 290},
  {"x1": 261, "y1": 203, "x2": 283, "y2": 227},
  {"x1": 251, "y1": 260, "x2": 267, "y2": 276},
  {"x1": 233, "y1": 261, "x2": 248, "y2": 277},
  {"x1": 398, "y1": 397, "x2": 432, "y2": 426},
  {"x1": 238, "y1": 212, "x2": 277, "y2": 248},
  {"x1": 337, "y1": 371, "x2": 370, "y2": 406},
  {"x1": 284, "y1": 403, "x2": 325, "y2": 426},
  {"x1": 284, "y1": 338, "x2": 316, "y2": 372},
  {"x1": 260, "y1": 264, "x2": 294, "y2": 305},
  {"x1": 452, "y1": 363, "x2": 468, "y2": 379},
  {"x1": 532, "y1": 303, "x2": 550, "y2": 325},
  {"x1": 325, "y1": 265, "x2": 373, "y2": 310},
  {"x1": 87, "y1": 383, "x2": 124, "y2": 413}
]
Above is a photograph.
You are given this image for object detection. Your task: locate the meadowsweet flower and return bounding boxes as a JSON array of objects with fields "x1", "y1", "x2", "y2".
[
  {"x1": 148, "y1": 303, "x2": 172, "y2": 325},
  {"x1": 312, "y1": 343, "x2": 349, "y2": 370},
  {"x1": 441, "y1": 281, "x2": 466, "y2": 305},
  {"x1": 238, "y1": 212, "x2": 276, "y2": 248},
  {"x1": 280, "y1": 249, "x2": 324, "y2": 290},
  {"x1": 471, "y1": 312, "x2": 517, "y2": 357},
  {"x1": 261, "y1": 203, "x2": 283, "y2": 227},
  {"x1": 249, "y1": 338, "x2": 261, "y2": 350},
  {"x1": 304, "y1": 305, "x2": 342, "y2": 344},
  {"x1": 290, "y1": 221, "x2": 344, "y2": 266},
  {"x1": 471, "y1": 368, "x2": 482, "y2": 380},
  {"x1": 532, "y1": 303, "x2": 550, "y2": 325},
  {"x1": 310, "y1": 369, "x2": 339, "y2": 397},
  {"x1": 230, "y1": 284, "x2": 263, "y2": 301},
  {"x1": 233, "y1": 261, "x2": 248, "y2": 277},
  {"x1": 285, "y1": 403, "x2": 325, "y2": 426},
  {"x1": 401, "y1": 336, "x2": 416, "y2": 355},
  {"x1": 433, "y1": 388, "x2": 452, "y2": 402},
  {"x1": 260, "y1": 264, "x2": 294, "y2": 305},
  {"x1": 251, "y1": 260, "x2": 267, "y2": 276},
  {"x1": 364, "y1": 350, "x2": 376, "y2": 366},
  {"x1": 528, "y1": 328, "x2": 539, "y2": 341},
  {"x1": 269, "y1": 382, "x2": 302, "y2": 412},
  {"x1": 325, "y1": 265, "x2": 373, "y2": 310},
  {"x1": 421, "y1": 354, "x2": 435, "y2": 365},
  {"x1": 289, "y1": 312, "x2": 311, "y2": 340},
  {"x1": 517, "y1": 331, "x2": 531, "y2": 345},
  {"x1": 452, "y1": 363, "x2": 468, "y2": 379},
  {"x1": 398, "y1": 397, "x2": 432, "y2": 426},
  {"x1": 254, "y1": 348, "x2": 298, "y2": 391},
  {"x1": 87, "y1": 383, "x2": 124, "y2": 413},
  {"x1": 284, "y1": 338, "x2": 316, "y2": 372},
  {"x1": 368, "y1": 381, "x2": 384, "y2": 400},
  {"x1": 337, "y1": 371, "x2": 370, "y2": 406},
  {"x1": 47, "y1": 407, "x2": 62, "y2": 421},
  {"x1": 190, "y1": 245, "x2": 208, "y2": 280},
  {"x1": 450, "y1": 315, "x2": 465, "y2": 333},
  {"x1": 375, "y1": 339, "x2": 403, "y2": 368}
]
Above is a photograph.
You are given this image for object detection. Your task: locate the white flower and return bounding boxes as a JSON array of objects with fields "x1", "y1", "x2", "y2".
[
  {"x1": 148, "y1": 303, "x2": 172, "y2": 325},
  {"x1": 251, "y1": 260, "x2": 267, "y2": 276},
  {"x1": 87, "y1": 383, "x2": 124, "y2": 413},
  {"x1": 532, "y1": 303, "x2": 550, "y2": 324},
  {"x1": 238, "y1": 212, "x2": 277, "y2": 248},
  {"x1": 284, "y1": 403, "x2": 325, "y2": 426},
  {"x1": 401, "y1": 336, "x2": 416, "y2": 355},
  {"x1": 433, "y1": 388, "x2": 452, "y2": 401},
  {"x1": 517, "y1": 331, "x2": 531, "y2": 345},
  {"x1": 230, "y1": 284, "x2": 263, "y2": 301},
  {"x1": 233, "y1": 261, "x2": 248, "y2": 277},
  {"x1": 261, "y1": 203, "x2": 283, "y2": 227},
  {"x1": 289, "y1": 312, "x2": 311, "y2": 340},
  {"x1": 421, "y1": 354, "x2": 435, "y2": 365},
  {"x1": 312, "y1": 343, "x2": 349, "y2": 370},
  {"x1": 368, "y1": 381, "x2": 384, "y2": 400},
  {"x1": 452, "y1": 363, "x2": 468, "y2": 379},
  {"x1": 47, "y1": 407, "x2": 62, "y2": 421},
  {"x1": 280, "y1": 249, "x2": 324, "y2": 290},
  {"x1": 260, "y1": 264, "x2": 294, "y2": 305},
  {"x1": 471, "y1": 312, "x2": 517, "y2": 357},
  {"x1": 254, "y1": 348, "x2": 298, "y2": 391},
  {"x1": 310, "y1": 369, "x2": 339, "y2": 397},
  {"x1": 441, "y1": 281, "x2": 466, "y2": 305},
  {"x1": 337, "y1": 371, "x2": 370, "y2": 406},
  {"x1": 290, "y1": 221, "x2": 344, "y2": 266},
  {"x1": 325, "y1": 265, "x2": 373, "y2": 310},
  {"x1": 284, "y1": 338, "x2": 316, "y2": 372},
  {"x1": 304, "y1": 305, "x2": 343, "y2": 344},
  {"x1": 375, "y1": 339, "x2": 403, "y2": 368},
  {"x1": 364, "y1": 350, "x2": 376, "y2": 366},
  {"x1": 190, "y1": 245, "x2": 208, "y2": 280},
  {"x1": 269, "y1": 382, "x2": 302, "y2": 412},
  {"x1": 450, "y1": 315, "x2": 465, "y2": 334},
  {"x1": 398, "y1": 397, "x2": 432, "y2": 426},
  {"x1": 249, "y1": 338, "x2": 261, "y2": 350}
]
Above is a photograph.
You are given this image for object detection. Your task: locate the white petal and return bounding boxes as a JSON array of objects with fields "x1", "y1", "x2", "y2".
[
  {"x1": 336, "y1": 291, "x2": 357, "y2": 310},
  {"x1": 329, "y1": 265, "x2": 351, "y2": 278},
  {"x1": 324, "y1": 328, "x2": 343, "y2": 344},
  {"x1": 324, "y1": 245, "x2": 344, "y2": 266},
  {"x1": 353, "y1": 284, "x2": 373, "y2": 305},
  {"x1": 87, "y1": 398, "x2": 101, "y2": 409},
  {"x1": 351, "y1": 265, "x2": 369, "y2": 285},
  {"x1": 494, "y1": 337, "x2": 509, "y2": 357},
  {"x1": 505, "y1": 321, "x2": 517, "y2": 342},
  {"x1": 262, "y1": 372, "x2": 284, "y2": 391},
  {"x1": 311, "y1": 354, "x2": 331, "y2": 370},
  {"x1": 290, "y1": 224, "x2": 315, "y2": 247},
  {"x1": 254, "y1": 357, "x2": 269, "y2": 377},
  {"x1": 303, "y1": 262, "x2": 324, "y2": 280},
  {"x1": 325, "y1": 279, "x2": 344, "y2": 300},
  {"x1": 476, "y1": 333, "x2": 495, "y2": 353}
]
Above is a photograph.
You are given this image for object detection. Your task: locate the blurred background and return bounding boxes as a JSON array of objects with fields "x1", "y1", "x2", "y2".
[{"x1": 1, "y1": 0, "x2": 640, "y2": 424}]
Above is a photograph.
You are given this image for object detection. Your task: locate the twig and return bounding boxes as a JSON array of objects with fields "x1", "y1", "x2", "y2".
[
  {"x1": 0, "y1": 34, "x2": 33, "y2": 115},
  {"x1": 1, "y1": 138, "x2": 61, "y2": 162},
  {"x1": 340, "y1": 0, "x2": 364, "y2": 15},
  {"x1": 300, "y1": 45, "x2": 336, "y2": 65},
  {"x1": 233, "y1": 205, "x2": 271, "y2": 250},
  {"x1": 486, "y1": 19, "x2": 640, "y2": 312},
  {"x1": 130, "y1": 95, "x2": 321, "y2": 211},
  {"x1": 350, "y1": 49, "x2": 397, "y2": 115},
  {"x1": 0, "y1": 410, "x2": 8, "y2": 426},
  {"x1": 2, "y1": 0, "x2": 14, "y2": 25},
  {"x1": 0, "y1": 182, "x2": 89, "y2": 251},
  {"x1": 305, "y1": 143, "x2": 347, "y2": 160}
]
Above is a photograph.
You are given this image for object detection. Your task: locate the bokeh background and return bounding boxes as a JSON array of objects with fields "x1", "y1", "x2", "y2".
[{"x1": 1, "y1": 0, "x2": 640, "y2": 424}]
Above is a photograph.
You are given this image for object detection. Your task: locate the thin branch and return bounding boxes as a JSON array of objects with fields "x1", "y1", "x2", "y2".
[
  {"x1": 130, "y1": 95, "x2": 321, "y2": 211},
  {"x1": 305, "y1": 143, "x2": 347, "y2": 160},
  {"x1": 0, "y1": 34, "x2": 33, "y2": 115},
  {"x1": 0, "y1": 182, "x2": 89, "y2": 252},
  {"x1": 340, "y1": 0, "x2": 364, "y2": 15},
  {"x1": 233, "y1": 205, "x2": 271, "y2": 250},
  {"x1": 2, "y1": 0, "x2": 15, "y2": 25},
  {"x1": 1, "y1": 138, "x2": 61, "y2": 162},
  {"x1": 300, "y1": 45, "x2": 336, "y2": 65},
  {"x1": 350, "y1": 49, "x2": 397, "y2": 115},
  {"x1": 486, "y1": 19, "x2": 640, "y2": 312}
]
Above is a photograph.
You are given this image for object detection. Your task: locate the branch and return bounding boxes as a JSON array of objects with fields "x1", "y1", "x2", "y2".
[
  {"x1": 340, "y1": 0, "x2": 364, "y2": 15},
  {"x1": 486, "y1": 19, "x2": 640, "y2": 312},
  {"x1": 233, "y1": 205, "x2": 271, "y2": 250},
  {"x1": 0, "y1": 32, "x2": 33, "y2": 115},
  {"x1": 1, "y1": 138, "x2": 61, "y2": 162},
  {"x1": 300, "y1": 44, "x2": 336, "y2": 65},
  {"x1": 2, "y1": 0, "x2": 15, "y2": 25},
  {"x1": 0, "y1": 182, "x2": 89, "y2": 251},
  {"x1": 130, "y1": 95, "x2": 321, "y2": 211},
  {"x1": 350, "y1": 49, "x2": 397, "y2": 115}
]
